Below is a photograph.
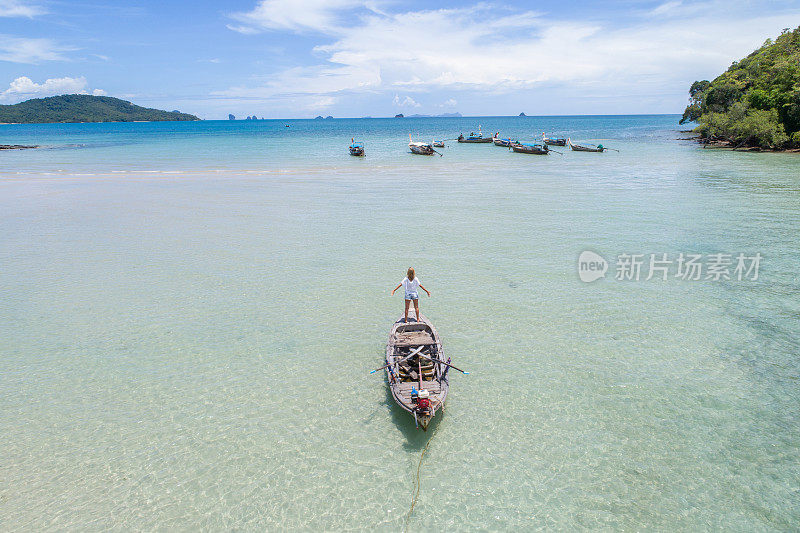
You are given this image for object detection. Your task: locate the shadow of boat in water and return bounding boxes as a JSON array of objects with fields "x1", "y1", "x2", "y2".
[{"x1": 383, "y1": 381, "x2": 444, "y2": 451}]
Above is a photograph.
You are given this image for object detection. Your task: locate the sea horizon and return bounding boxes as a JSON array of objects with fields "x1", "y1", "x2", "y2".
[{"x1": 2, "y1": 112, "x2": 686, "y2": 126}]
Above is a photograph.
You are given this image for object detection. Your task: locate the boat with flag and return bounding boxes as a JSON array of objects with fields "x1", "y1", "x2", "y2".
[
  {"x1": 568, "y1": 138, "x2": 614, "y2": 152},
  {"x1": 541, "y1": 132, "x2": 567, "y2": 146},
  {"x1": 349, "y1": 139, "x2": 365, "y2": 156},
  {"x1": 510, "y1": 141, "x2": 549, "y2": 155},
  {"x1": 457, "y1": 126, "x2": 493, "y2": 143},
  {"x1": 409, "y1": 135, "x2": 438, "y2": 155}
]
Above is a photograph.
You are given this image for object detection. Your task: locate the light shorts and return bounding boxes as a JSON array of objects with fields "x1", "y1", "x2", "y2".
[{"x1": 405, "y1": 292, "x2": 419, "y2": 300}]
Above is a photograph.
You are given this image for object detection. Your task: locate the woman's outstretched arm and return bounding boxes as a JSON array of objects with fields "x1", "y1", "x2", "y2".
[
  {"x1": 419, "y1": 284, "x2": 431, "y2": 296},
  {"x1": 390, "y1": 283, "x2": 402, "y2": 295}
]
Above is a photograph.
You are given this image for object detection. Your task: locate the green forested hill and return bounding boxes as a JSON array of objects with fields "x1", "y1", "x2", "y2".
[
  {"x1": 0, "y1": 94, "x2": 199, "y2": 123},
  {"x1": 681, "y1": 26, "x2": 800, "y2": 149}
]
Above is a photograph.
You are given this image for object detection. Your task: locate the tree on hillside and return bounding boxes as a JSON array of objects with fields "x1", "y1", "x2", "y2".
[{"x1": 681, "y1": 26, "x2": 800, "y2": 149}]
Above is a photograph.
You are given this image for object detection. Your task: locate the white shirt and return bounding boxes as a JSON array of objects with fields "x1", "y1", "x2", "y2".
[{"x1": 402, "y1": 277, "x2": 421, "y2": 295}]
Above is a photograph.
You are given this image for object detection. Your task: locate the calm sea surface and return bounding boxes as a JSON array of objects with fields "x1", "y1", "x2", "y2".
[{"x1": 1, "y1": 116, "x2": 799, "y2": 530}]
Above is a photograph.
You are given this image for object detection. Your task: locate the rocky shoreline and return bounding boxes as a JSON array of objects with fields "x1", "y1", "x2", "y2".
[
  {"x1": 677, "y1": 132, "x2": 799, "y2": 153},
  {"x1": 697, "y1": 139, "x2": 800, "y2": 152}
]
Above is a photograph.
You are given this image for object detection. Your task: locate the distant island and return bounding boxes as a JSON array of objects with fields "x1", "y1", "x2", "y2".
[
  {"x1": 681, "y1": 25, "x2": 799, "y2": 150},
  {"x1": 0, "y1": 94, "x2": 199, "y2": 124},
  {"x1": 519, "y1": 113, "x2": 527, "y2": 117},
  {"x1": 405, "y1": 112, "x2": 462, "y2": 118},
  {"x1": 392, "y1": 112, "x2": 461, "y2": 118}
]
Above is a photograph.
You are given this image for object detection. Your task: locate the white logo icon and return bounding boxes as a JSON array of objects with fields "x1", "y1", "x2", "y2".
[{"x1": 578, "y1": 251, "x2": 608, "y2": 282}]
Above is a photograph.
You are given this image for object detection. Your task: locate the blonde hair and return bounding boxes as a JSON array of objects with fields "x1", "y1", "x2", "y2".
[{"x1": 407, "y1": 267, "x2": 415, "y2": 280}]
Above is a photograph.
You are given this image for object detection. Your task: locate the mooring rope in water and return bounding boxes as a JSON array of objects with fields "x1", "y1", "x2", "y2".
[
  {"x1": 406, "y1": 436, "x2": 431, "y2": 525},
  {"x1": 403, "y1": 404, "x2": 443, "y2": 532}
]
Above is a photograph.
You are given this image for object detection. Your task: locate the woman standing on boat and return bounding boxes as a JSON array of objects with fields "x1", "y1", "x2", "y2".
[{"x1": 391, "y1": 267, "x2": 430, "y2": 323}]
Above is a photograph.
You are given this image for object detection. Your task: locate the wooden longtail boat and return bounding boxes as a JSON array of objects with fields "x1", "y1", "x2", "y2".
[
  {"x1": 408, "y1": 135, "x2": 439, "y2": 156},
  {"x1": 493, "y1": 137, "x2": 514, "y2": 147},
  {"x1": 568, "y1": 138, "x2": 607, "y2": 152},
  {"x1": 457, "y1": 126, "x2": 493, "y2": 143},
  {"x1": 432, "y1": 140, "x2": 445, "y2": 147},
  {"x1": 349, "y1": 139, "x2": 365, "y2": 156},
  {"x1": 510, "y1": 142, "x2": 549, "y2": 155},
  {"x1": 385, "y1": 310, "x2": 449, "y2": 430},
  {"x1": 409, "y1": 141, "x2": 435, "y2": 155},
  {"x1": 542, "y1": 132, "x2": 567, "y2": 146}
]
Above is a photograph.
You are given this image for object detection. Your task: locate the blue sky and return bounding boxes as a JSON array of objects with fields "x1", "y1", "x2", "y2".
[{"x1": 1, "y1": 0, "x2": 799, "y2": 118}]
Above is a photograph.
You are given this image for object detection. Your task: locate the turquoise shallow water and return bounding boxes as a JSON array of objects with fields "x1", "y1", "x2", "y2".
[{"x1": 1, "y1": 116, "x2": 799, "y2": 530}]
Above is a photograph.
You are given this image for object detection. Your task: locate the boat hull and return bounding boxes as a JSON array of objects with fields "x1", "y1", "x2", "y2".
[
  {"x1": 569, "y1": 144, "x2": 604, "y2": 152},
  {"x1": 511, "y1": 144, "x2": 548, "y2": 155},
  {"x1": 568, "y1": 139, "x2": 605, "y2": 152},
  {"x1": 409, "y1": 143, "x2": 435, "y2": 155},
  {"x1": 458, "y1": 137, "x2": 493, "y2": 143},
  {"x1": 543, "y1": 139, "x2": 566, "y2": 146}
]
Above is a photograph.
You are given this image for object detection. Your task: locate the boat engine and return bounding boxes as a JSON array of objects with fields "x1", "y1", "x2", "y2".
[{"x1": 411, "y1": 387, "x2": 431, "y2": 415}]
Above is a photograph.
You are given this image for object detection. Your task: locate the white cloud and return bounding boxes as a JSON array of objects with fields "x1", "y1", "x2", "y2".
[
  {"x1": 0, "y1": 76, "x2": 106, "y2": 102},
  {"x1": 308, "y1": 95, "x2": 335, "y2": 109},
  {"x1": 221, "y1": 1, "x2": 800, "y2": 114},
  {"x1": 650, "y1": 1, "x2": 683, "y2": 16},
  {"x1": 0, "y1": 35, "x2": 74, "y2": 63},
  {"x1": 393, "y1": 94, "x2": 420, "y2": 108},
  {"x1": 228, "y1": 0, "x2": 367, "y2": 33},
  {"x1": 0, "y1": 0, "x2": 45, "y2": 17},
  {"x1": 317, "y1": 10, "x2": 606, "y2": 91},
  {"x1": 214, "y1": 63, "x2": 381, "y2": 99},
  {"x1": 442, "y1": 98, "x2": 457, "y2": 107}
]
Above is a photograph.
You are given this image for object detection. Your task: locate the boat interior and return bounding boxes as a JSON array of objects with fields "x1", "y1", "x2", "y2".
[
  {"x1": 391, "y1": 323, "x2": 440, "y2": 383},
  {"x1": 393, "y1": 322, "x2": 434, "y2": 345}
]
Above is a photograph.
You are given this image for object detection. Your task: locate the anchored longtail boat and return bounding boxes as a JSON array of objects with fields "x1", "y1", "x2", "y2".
[
  {"x1": 510, "y1": 141, "x2": 549, "y2": 155},
  {"x1": 385, "y1": 311, "x2": 449, "y2": 430},
  {"x1": 457, "y1": 126, "x2": 493, "y2": 143},
  {"x1": 409, "y1": 141, "x2": 435, "y2": 155},
  {"x1": 432, "y1": 140, "x2": 445, "y2": 147},
  {"x1": 408, "y1": 135, "x2": 439, "y2": 156},
  {"x1": 568, "y1": 138, "x2": 608, "y2": 152},
  {"x1": 493, "y1": 137, "x2": 514, "y2": 147},
  {"x1": 349, "y1": 139, "x2": 365, "y2": 156},
  {"x1": 542, "y1": 132, "x2": 567, "y2": 146}
]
